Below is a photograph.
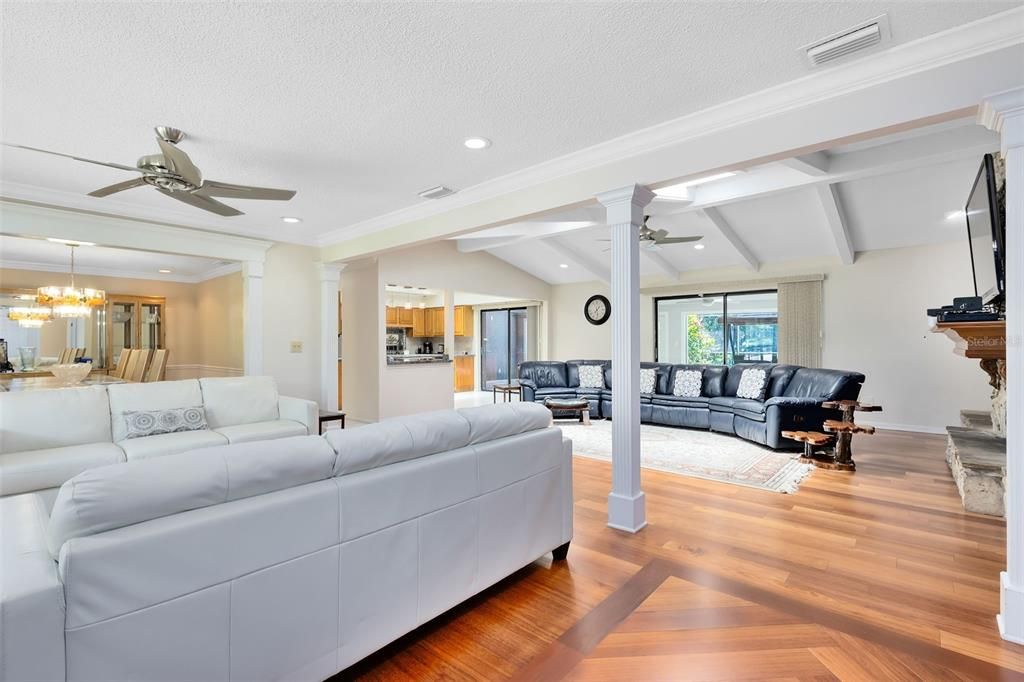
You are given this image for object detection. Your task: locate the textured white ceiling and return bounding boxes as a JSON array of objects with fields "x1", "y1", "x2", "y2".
[
  {"x1": 1, "y1": 1, "x2": 1016, "y2": 242},
  {"x1": 0, "y1": 235, "x2": 230, "y2": 280}
]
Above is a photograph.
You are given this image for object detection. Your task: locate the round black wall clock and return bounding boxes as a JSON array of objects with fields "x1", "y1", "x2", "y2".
[{"x1": 584, "y1": 294, "x2": 611, "y2": 326}]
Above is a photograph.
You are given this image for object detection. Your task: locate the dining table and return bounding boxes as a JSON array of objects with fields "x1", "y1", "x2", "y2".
[{"x1": 0, "y1": 375, "x2": 127, "y2": 392}]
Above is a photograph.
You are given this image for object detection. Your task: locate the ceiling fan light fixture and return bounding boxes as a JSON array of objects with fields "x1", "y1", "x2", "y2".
[{"x1": 694, "y1": 244, "x2": 706, "y2": 250}]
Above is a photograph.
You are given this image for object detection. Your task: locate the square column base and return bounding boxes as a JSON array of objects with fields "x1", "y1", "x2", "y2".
[
  {"x1": 607, "y1": 491, "x2": 647, "y2": 533},
  {"x1": 999, "y1": 572, "x2": 1024, "y2": 644}
]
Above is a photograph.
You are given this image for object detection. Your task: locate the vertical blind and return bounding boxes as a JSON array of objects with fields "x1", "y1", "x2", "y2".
[{"x1": 777, "y1": 280, "x2": 823, "y2": 367}]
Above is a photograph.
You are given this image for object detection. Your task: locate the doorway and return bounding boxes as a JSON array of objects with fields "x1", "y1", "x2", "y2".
[{"x1": 480, "y1": 307, "x2": 531, "y2": 389}]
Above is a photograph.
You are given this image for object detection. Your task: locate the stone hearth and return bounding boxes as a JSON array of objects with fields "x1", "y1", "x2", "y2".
[{"x1": 946, "y1": 412, "x2": 1006, "y2": 517}]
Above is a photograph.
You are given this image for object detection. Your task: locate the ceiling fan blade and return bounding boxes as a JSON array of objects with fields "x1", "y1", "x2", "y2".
[
  {"x1": 88, "y1": 177, "x2": 147, "y2": 197},
  {"x1": 155, "y1": 188, "x2": 243, "y2": 217},
  {"x1": 2, "y1": 142, "x2": 143, "y2": 174},
  {"x1": 652, "y1": 228, "x2": 669, "y2": 241},
  {"x1": 196, "y1": 180, "x2": 296, "y2": 201},
  {"x1": 157, "y1": 138, "x2": 202, "y2": 186},
  {"x1": 654, "y1": 235, "x2": 704, "y2": 245}
]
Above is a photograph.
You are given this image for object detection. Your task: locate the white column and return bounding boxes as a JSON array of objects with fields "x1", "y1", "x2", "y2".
[
  {"x1": 597, "y1": 184, "x2": 656, "y2": 533},
  {"x1": 980, "y1": 87, "x2": 1024, "y2": 645},
  {"x1": 319, "y1": 263, "x2": 345, "y2": 410},
  {"x1": 242, "y1": 260, "x2": 264, "y2": 376}
]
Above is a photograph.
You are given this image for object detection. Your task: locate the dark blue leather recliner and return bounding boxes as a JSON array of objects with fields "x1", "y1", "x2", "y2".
[{"x1": 517, "y1": 360, "x2": 865, "y2": 450}]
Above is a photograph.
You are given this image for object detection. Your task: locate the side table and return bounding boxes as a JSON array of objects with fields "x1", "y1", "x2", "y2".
[{"x1": 318, "y1": 409, "x2": 346, "y2": 435}]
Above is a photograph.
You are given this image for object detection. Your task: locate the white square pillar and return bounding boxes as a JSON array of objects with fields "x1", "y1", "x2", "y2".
[
  {"x1": 319, "y1": 263, "x2": 345, "y2": 410},
  {"x1": 980, "y1": 87, "x2": 1024, "y2": 644},
  {"x1": 597, "y1": 184, "x2": 656, "y2": 533},
  {"x1": 242, "y1": 260, "x2": 264, "y2": 376}
]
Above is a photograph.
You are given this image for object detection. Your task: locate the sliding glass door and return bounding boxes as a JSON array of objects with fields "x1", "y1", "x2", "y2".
[
  {"x1": 480, "y1": 307, "x2": 530, "y2": 389},
  {"x1": 655, "y1": 290, "x2": 778, "y2": 365}
]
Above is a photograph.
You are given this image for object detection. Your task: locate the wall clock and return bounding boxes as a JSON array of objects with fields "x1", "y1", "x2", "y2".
[{"x1": 584, "y1": 294, "x2": 611, "y2": 326}]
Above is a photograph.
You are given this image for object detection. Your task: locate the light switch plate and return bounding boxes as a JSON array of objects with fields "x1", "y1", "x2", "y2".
[{"x1": 290, "y1": 340, "x2": 303, "y2": 353}]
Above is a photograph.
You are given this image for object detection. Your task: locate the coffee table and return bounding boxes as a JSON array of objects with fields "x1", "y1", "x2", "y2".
[{"x1": 543, "y1": 397, "x2": 591, "y2": 425}]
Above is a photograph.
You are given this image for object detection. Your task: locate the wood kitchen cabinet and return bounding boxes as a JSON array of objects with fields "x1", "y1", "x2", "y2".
[
  {"x1": 454, "y1": 355, "x2": 475, "y2": 392},
  {"x1": 412, "y1": 308, "x2": 426, "y2": 337},
  {"x1": 453, "y1": 306, "x2": 474, "y2": 337},
  {"x1": 385, "y1": 306, "x2": 413, "y2": 328},
  {"x1": 385, "y1": 306, "x2": 398, "y2": 326}
]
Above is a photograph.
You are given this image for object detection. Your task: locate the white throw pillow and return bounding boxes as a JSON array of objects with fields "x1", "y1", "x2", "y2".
[
  {"x1": 639, "y1": 368, "x2": 657, "y2": 394},
  {"x1": 578, "y1": 364, "x2": 605, "y2": 389},
  {"x1": 736, "y1": 367, "x2": 769, "y2": 400},
  {"x1": 672, "y1": 370, "x2": 702, "y2": 398}
]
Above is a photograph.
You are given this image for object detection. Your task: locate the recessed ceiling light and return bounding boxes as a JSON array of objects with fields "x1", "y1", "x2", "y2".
[
  {"x1": 559, "y1": 263, "x2": 569, "y2": 269},
  {"x1": 47, "y1": 237, "x2": 96, "y2": 246},
  {"x1": 693, "y1": 244, "x2": 706, "y2": 250},
  {"x1": 281, "y1": 216, "x2": 302, "y2": 224},
  {"x1": 464, "y1": 137, "x2": 491, "y2": 150},
  {"x1": 158, "y1": 269, "x2": 173, "y2": 274}
]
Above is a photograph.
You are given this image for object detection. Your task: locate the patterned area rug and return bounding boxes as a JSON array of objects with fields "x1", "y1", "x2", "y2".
[{"x1": 558, "y1": 420, "x2": 814, "y2": 494}]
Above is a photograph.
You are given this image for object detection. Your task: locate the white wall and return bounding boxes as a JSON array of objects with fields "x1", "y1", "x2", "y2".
[
  {"x1": 261, "y1": 244, "x2": 322, "y2": 402},
  {"x1": 340, "y1": 259, "x2": 382, "y2": 422},
  {"x1": 547, "y1": 242, "x2": 992, "y2": 432}
]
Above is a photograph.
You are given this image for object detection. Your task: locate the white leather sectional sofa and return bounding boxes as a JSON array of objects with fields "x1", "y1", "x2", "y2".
[
  {"x1": 0, "y1": 376, "x2": 318, "y2": 506},
  {"x1": 1, "y1": 402, "x2": 573, "y2": 682}
]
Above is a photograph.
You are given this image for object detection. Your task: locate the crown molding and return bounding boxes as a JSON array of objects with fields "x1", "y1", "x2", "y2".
[
  {"x1": 316, "y1": 7, "x2": 1024, "y2": 249},
  {"x1": 979, "y1": 86, "x2": 1024, "y2": 151},
  {"x1": 0, "y1": 258, "x2": 241, "y2": 284}
]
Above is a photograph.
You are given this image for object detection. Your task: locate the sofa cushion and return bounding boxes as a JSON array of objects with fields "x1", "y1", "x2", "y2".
[
  {"x1": 457, "y1": 402, "x2": 552, "y2": 445},
  {"x1": 327, "y1": 409, "x2": 471, "y2": 476},
  {"x1": 732, "y1": 399, "x2": 768, "y2": 422},
  {"x1": 107, "y1": 380, "x2": 204, "y2": 442},
  {"x1": 518, "y1": 362, "x2": 568, "y2": 388},
  {"x1": 214, "y1": 420, "x2": 308, "y2": 444},
  {"x1": 199, "y1": 376, "x2": 280, "y2": 429},
  {"x1": 766, "y1": 365, "x2": 800, "y2": 398},
  {"x1": 117, "y1": 430, "x2": 228, "y2": 461},
  {"x1": 783, "y1": 368, "x2": 865, "y2": 400},
  {"x1": 651, "y1": 395, "x2": 710, "y2": 409},
  {"x1": 574, "y1": 387, "x2": 603, "y2": 397},
  {"x1": 535, "y1": 387, "x2": 577, "y2": 399},
  {"x1": 0, "y1": 386, "x2": 112, "y2": 453},
  {"x1": 0, "y1": 443, "x2": 125, "y2": 497},
  {"x1": 709, "y1": 396, "x2": 745, "y2": 411},
  {"x1": 46, "y1": 435, "x2": 335, "y2": 558},
  {"x1": 123, "y1": 406, "x2": 209, "y2": 439}
]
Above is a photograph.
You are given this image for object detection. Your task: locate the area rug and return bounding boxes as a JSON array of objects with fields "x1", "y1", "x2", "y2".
[{"x1": 558, "y1": 420, "x2": 814, "y2": 494}]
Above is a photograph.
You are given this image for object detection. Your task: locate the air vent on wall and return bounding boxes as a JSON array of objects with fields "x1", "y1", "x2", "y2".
[
  {"x1": 802, "y1": 14, "x2": 890, "y2": 68},
  {"x1": 418, "y1": 185, "x2": 457, "y2": 200}
]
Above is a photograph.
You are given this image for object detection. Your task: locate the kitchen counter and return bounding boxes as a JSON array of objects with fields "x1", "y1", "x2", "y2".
[{"x1": 386, "y1": 354, "x2": 451, "y2": 366}]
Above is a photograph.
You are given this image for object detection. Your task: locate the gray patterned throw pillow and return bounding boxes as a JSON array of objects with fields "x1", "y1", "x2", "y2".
[
  {"x1": 639, "y1": 368, "x2": 657, "y2": 394},
  {"x1": 578, "y1": 364, "x2": 605, "y2": 389},
  {"x1": 123, "y1": 406, "x2": 208, "y2": 440},
  {"x1": 736, "y1": 368, "x2": 769, "y2": 400},
  {"x1": 672, "y1": 370, "x2": 702, "y2": 398}
]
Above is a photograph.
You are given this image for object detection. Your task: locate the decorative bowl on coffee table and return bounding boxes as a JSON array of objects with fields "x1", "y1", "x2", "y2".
[{"x1": 49, "y1": 362, "x2": 92, "y2": 386}]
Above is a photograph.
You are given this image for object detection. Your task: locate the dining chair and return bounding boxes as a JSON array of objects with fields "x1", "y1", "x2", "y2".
[
  {"x1": 127, "y1": 349, "x2": 152, "y2": 383},
  {"x1": 57, "y1": 348, "x2": 71, "y2": 364},
  {"x1": 144, "y1": 349, "x2": 168, "y2": 382},
  {"x1": 112, "y1": 349, "x2": 132, "y2": 378}
]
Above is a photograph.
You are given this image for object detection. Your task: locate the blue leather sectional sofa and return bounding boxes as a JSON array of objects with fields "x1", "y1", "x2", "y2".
[{"x1": 517, "y1": 360, "x2": 865, "y2": 450}]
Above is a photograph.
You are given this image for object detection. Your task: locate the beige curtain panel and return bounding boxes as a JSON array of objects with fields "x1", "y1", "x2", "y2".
[{"x1": 778, "y1": 280, "x2": 822, "y2": 367}]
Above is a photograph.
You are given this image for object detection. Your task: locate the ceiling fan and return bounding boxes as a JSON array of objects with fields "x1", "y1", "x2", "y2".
[
  {"x1": 600, "y1": 216, "x2": 703, "y2": 251},
  {"x1": 3, "y1": 126, "x2": 296, "y2": 217}
]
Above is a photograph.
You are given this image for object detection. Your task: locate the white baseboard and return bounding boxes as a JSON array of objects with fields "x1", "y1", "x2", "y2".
[
  {"x1": 856, "y1": 419, "x2": 947, "y2": 435},
  {"x1": 165, "y1": 364, "x2": 244, "y2": 380}
]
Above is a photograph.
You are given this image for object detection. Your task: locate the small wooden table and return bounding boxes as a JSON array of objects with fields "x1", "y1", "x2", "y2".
[
  {"x1": 318, "y1": 410, "x2": 346, "y2": 434},
  {"x1": 492, "y1": 383, "x2": 522, "y2": 403},
  {"x1": 543, "y1": 397, "x2": 591, "y2": 425},
  {"x1": 819, "y1": 400, "x2": 882, "y2": 471}
]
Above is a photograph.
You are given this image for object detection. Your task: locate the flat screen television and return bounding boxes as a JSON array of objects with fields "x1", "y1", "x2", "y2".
[{"x1": 965, "y1": 153, "x2": 1006, "y2": 307}]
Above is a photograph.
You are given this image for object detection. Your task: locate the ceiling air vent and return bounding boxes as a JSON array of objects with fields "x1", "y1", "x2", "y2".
[
  {"x1": 802, "y1": 14, "x2": 890, "y2": 68},
  {"x1": 418, "y1": 185, "x2": 457, "y2": 200}
]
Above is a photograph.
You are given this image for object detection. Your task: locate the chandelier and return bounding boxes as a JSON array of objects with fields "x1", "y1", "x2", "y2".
[
  {"x1": 7, "y1": 306, "x2": 53, "y2": 328},
  {"x1": 36, "y1": 244, "x2": 105, "y2": 317}
]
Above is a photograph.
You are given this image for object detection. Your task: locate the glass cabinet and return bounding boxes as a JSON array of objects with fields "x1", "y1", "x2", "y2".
[{"x1": 103, "y1": 295, "x2": 166, "y2": 369}]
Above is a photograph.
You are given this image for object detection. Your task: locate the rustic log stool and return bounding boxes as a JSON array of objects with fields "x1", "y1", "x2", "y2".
[
  {"x1": 783, "y1": 430, "x2": 836, "y2": 467},
  {"x1": 821, "y1": 400, "x2": 882, "y2": 471}
]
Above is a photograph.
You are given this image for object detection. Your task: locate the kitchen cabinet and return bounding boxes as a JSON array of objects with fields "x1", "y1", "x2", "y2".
[
  {"x1": 385, "y1": 306, "x2": 413, "y2": 328},
  {"x1": 454, "y1": 355, "x2": 475, "y2": 392},
  {"x1": 412, "y1": 308, "x2": 426, "y2": 337},
  {"x1": 454, "y1": 305, "x2": 474, "y2": 337},
  {"x1": 398, "y1": 307, "x2": 414, "y2": 327},
  {"x1": 385, "y1": 306, "x2": 398, "y2": 326}
]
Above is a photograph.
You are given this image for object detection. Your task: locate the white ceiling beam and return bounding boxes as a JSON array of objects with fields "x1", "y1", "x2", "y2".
[
  {"x1": 699, "y1": 207, "x2": 759, "y2": 272},
  {"x1": 454, "y1": 220, "x2": 599, "y2": 252},
  {"x1": 642, "y1": 249, "x2": 680, "y2": 280},
  {"x1": 814, "y1": 183, "x2": 855, "y2": 265},
  {"x1": 544, "y1": 236, "x2": 611, "y2": 283},
  {"x1": 456, "y1": 236, "x2": 526, "y2": 252},
  {"x1": 778, "y1": 151, "x2": 830, "y2": 176}
]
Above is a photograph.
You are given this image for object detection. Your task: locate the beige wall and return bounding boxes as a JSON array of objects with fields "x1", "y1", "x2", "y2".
[
  {"x1": 340, "y1": 259, "x2": 382, "y2": 422},
  {"x1": 195, "y1": 272, "x2": 244, "y2": 370},
  {"x1": 545, "y1": 242, "x2": 992, "y2": 432},
  {"x1": 261, "y1": 244, "x2": 322, "y2": 402}
]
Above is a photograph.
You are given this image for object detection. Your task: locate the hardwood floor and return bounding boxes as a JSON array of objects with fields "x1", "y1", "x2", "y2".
[{"x1": 337, "y1": 429, "x2": 1023, "y2": 681}]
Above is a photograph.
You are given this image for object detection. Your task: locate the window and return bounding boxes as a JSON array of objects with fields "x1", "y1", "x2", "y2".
[{"x1": 655, "y1": 290, "x2": 778, "y2": 366}]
